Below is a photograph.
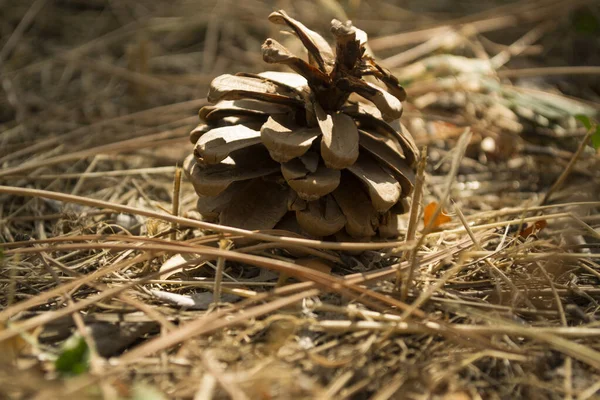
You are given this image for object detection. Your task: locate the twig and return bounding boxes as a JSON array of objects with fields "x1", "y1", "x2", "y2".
[
  {"x1": 0, "y1": 0, "x2": 48, "y2": 65},
  {"x1": 542, "y1": 128, "x2": 596, "y2": 205},
  {"x1": 538, "y1": 263, "x2": 572, "y2": 400},
  {"x1": 171, "y1": 166, "x2": 182, "y2": 241},
  {"x1": 213, "y1": 238, "x2": 231, "y2": 306},
  {"x1": 0, "y1": 185, "x2": 419, "y2": 251},
  {"x1": 399, "y1": 129, "x2": 471, "y2": 295},
  {"x1": 453, "y1": 202, "x2": 536, "y2": 310},
  {"x1": 490, "y1": 21, "x2": 553, "y2": 69},
  {"x1": 405, "y1": 147, "x2": 427, "y2": 245},
  {"x1": 398, "y1": 146, "x2": 426, "y2": 299},
  {"x1": 498, "y1": 66, "x2": 600, "y2": 78},
  {"x1": 116, "y1": 289, "x2": 320, "y2": 365},
  {"x1": 369, "y1": 0, "x2": 583, "y2": 51}
]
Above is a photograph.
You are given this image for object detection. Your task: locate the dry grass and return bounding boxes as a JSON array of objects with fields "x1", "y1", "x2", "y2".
[{"x1": 1, "y1": 0, "x2": 599, "y2": 399}]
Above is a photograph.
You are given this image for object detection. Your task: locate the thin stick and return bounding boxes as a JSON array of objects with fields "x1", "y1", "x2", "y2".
[
  {"x1": 454, "y1": 202, "x2": 536, "y2": 309},
  {"x1": 405, "y1": 146, "x2": 427, "y2": 246},
  {"x1": 316, "y1": 320, "x2": 600, "y2": 370},
  {"x1": 0, "y1": 185, "x2": 418, "y2": 251},
  {"x1": 542, "y1": 127, "x2": 595, "y2": 205},
  {"x1": 171, "y1": 166, "x2": 182, "y2": 241},
  {"x1": 498, "y1": 66, "x2": 600, "y2": 78},
  {"x1": 397, "y1": 146, "x2": 426, "y2": 299},
  {"x1": 382, "y1": 32, "x2": 461, "y2": 68},
  {"x1": 0, "y1": 98, "x2": 206, "y2": 173},
  {"x1": 490, "y1": 21, "x2": 552, "y2": 69},
  {"x1": 0, "y1": 0, "x2": 48, "y2": 65},
  {"x1": 213, "y1": 238, "x2": 230, "y2": 306},
  {"x1": 369, "y1": 0, "x2": 579, "y2": 51},
  {"x1": 116, "y1": 289, "x2": 320, "y2": 365},
  {"x1": 538, "y1": 263, "x2": 571, "y2": 400},
  {"x1": 399, "y1": 129, "x2": 471, "y2": 296},
  {"x1": 7, "y1": 166, "x2": 176, "y2": 180},
  {"x1": 400, "y1": 255, "x2": 468, "y2": 321},
  {"x1": 0, "y1": 122, "x2": 194, "y2": 179}
]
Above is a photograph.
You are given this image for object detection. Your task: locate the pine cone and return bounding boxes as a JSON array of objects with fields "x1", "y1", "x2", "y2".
[{"x1": 184, "y1": 10, "x2": 418, "y2": 239}]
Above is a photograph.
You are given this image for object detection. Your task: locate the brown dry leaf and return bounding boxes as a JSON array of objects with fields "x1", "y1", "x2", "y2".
[
  {"x1": 519, "y1": 219, "x2": 548, "y2": 238},
  {"x1": 183, "y1": 147, "x2": 279, "y2": 196},
  {"x1": 260, "y1": 115, "x2": 320, "y2": 162},
  {"x1": 268, "y1": 10, "x2": 335, "y2": 73},
  {"x1": 347, "y1": 154, "x2": 401, "y2": 212},
  {"x1": 295, "y1": 196, "x2": 346, "y2": 237},
  {"x1": 424, "y1": 201, "x2": 452, "y2": 228},
  {"x1": 314, "y1": 102, "x2": 359, "y2": 169},
  {"x1": 281, "y1": 158, "x2": 340, "y2": 201},
  {"x1": 219, "y1": 178, "x2": 290, "y2": 230},
  {"x1": 195, "y1": 124, "x2": 262, "y2": 164}
]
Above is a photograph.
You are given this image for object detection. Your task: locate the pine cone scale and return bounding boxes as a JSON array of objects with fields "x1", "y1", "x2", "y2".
[
  {"x1": 347, "y1": 154, "x2": 401, "y2": 212},
  {"x1": 296, "y1": 196, "x2": 346, "y2": 236},
  {"x1": 267, "y1": 10, "x2": 335, "y2": 73},
  {"x1": 218, "y1": 178, "x2": 290, "y2": 230},
  {"x1": 332, "y1": 173, "x2": 378, "y2": 238},
  {"x1": 184, "y1": 146, "x2": 279, "y2": 197},
  {"x1": 281, "y1": 158, "x2": 341, "y2": 201},
  {"x1": 358, "y1": 129, "x2": 416, "y2": 194},
  {"x1": 260, "y1": 115, "x2": 320, "y2": 163},
  {"x1": 194, "y1": 124, "x2": 262, "y2": 164},
  {"x1": 199, "y1": 99, "x2": 290, "y2": 124},
  {"x1": 208, "y1": 74, "x2": 305, "y2": 107},
  {"x1": 314, "y1": 103, "x2": 359, "y2": 170}
]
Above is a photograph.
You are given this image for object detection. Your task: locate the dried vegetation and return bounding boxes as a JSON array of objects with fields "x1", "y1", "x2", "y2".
[{"x1": 0, "y1": 0, "x2": 599, "y2": 399}]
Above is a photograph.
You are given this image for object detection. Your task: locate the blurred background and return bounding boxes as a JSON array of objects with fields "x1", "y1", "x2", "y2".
[{"x1": 1, "y1": 0, "x2": 598, "y2": 136}]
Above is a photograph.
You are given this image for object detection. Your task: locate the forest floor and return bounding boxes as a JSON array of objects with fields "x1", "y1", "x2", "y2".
[{"x1": 1, "y1": 0, "x2": 599, "y2": 399}]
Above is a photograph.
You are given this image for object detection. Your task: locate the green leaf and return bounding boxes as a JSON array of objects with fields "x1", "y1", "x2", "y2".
[
  {"x1": 571, "y1": 9, "x2": 600, "y2": 35},
  {"x1": 54, "y1": 334, "x2": 89, "y2": 376},
  {"x1": 575, "y1": 114, "x2": 592, "y2": 130},
  {"x1": 575, "y1": 115, "x2": 600, "y2": 150},
  {"x1": 592, "y1": 126, "x2": 600, "y2": 150}
]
